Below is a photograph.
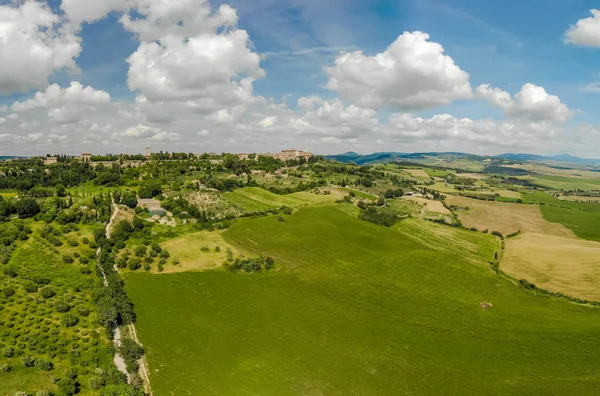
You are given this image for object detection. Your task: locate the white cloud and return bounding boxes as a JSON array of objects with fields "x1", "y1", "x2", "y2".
[
  {"x1": 565, "y1": 9, "x2": 600, "y2": 47},
  {"x1": 121, "y1": 0, "x2": 238, "y2": 42},
  {"x1": 0, "y1": 0, "x2": 81, "y2": 94},
  {"x1": 580, "y1": 75, "x2": 600, "y2": 93},
  {"x1": 476, "y1": 83, "x2": 572, "y2": 123},
  {"x1": 297, "y1": 96, "x2": 323, "y2": 111},
  {"x1": 12, "y1": 82, "x2": 110, "y2": 112},
  {"x1": 379, "y1": 112, "x2": 564, "y2": 153},
  {"x1": 61, "y1": 0, "x2": 135, "y2": 24},
  {"x1": 325, "y1": 31, "x2": 472, "y2": 111},
  {"x1": 123, "y1": 124, "x2": 179, "y2": 141},
  {"x1": 122, "y1": 0, "x2": 265, "y2": 125},
  {"x1": 288, "y1": 99, "x2": 379, "y2": 139},
  {"x1": 11, "y1": 82, "x2": 111, "y2": 125},
  {"x1": 258, "y1": 116, "x2": 276, "y2": 128}
]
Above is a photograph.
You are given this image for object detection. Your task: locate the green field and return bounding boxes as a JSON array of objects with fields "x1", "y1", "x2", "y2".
[
  {"x1": 126, "y1": 206, "x2": 600, "y2": 395},
  {"x1": 521, "y1": 192, "x2": 600, "y2": 241},
  {"x1": 521, "y1": 175, "x2": 600, "y2": 191},
  {"x1": 222, "y1": 187, "x2": 339, "y2": 212}
]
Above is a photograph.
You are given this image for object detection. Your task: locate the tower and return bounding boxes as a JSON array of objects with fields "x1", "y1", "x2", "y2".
[{"x1": 145, "y1": 147, "x2": 151, "y2": 158}]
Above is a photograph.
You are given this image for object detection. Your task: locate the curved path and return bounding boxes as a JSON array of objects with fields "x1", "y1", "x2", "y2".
[{"x1": 103, "y1": 201, "x2": 152, "y2": 394}]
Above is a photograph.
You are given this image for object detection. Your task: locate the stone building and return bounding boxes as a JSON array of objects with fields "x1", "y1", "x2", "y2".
[
  {"x1": 82, "y1": 153, "x2": 92, "y2": 162},
  {"x1": 270, "y1": 150, "x2": 313, "y2": 161},
  {"x1": 138, "y1": 198, "x2": 165, "y2": 216},
  {"x1": 43, "y1": 157, "x2": 58, "y2": 165}
]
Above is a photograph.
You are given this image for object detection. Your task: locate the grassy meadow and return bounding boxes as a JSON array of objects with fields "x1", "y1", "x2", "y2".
[
  {"x1": 222, "y1": 187, "x2": 342, "y2": 212},
  {"x1": 126, "y1": 206, "x2": 600, "y2": 395}
]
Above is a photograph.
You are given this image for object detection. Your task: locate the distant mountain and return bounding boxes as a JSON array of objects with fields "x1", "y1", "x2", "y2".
[
  {"x1": 325, "y1": 151, "x2": 490, "y2": 165},
  {"x1": 325, "y1": 151, "x2": 600, "y2": 166},
  {"x1": 496, "y1": 153, "x2": 600, "y2": 165},
  {"x1": 325, "y1": 152, "x2": 408, "y2": 165}
]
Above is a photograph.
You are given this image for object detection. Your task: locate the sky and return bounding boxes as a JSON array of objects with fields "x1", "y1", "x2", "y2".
[{"x1": 2, "y1": 0, "x2": 600, "y2": 156}]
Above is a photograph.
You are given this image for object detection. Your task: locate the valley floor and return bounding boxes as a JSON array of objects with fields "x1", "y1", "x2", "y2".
[{"x1": 126, "y1": 206, "x2": 600, "y2": 395}]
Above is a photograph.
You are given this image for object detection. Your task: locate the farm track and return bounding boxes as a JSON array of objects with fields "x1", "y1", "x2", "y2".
[{"x1": 105, "y1": 202, "x2": 152, "y2": 394}]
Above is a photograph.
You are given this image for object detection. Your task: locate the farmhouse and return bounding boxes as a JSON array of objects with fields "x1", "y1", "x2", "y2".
[
  {"x1": 264, "y1": 150, "x2": 313, "y2": 161},
  {"x1": 138, "y1": 198, "x2": 166, "y2": 216},
  {"x1": 43, "y1": 157, "x2": 58, "y2": 165}
]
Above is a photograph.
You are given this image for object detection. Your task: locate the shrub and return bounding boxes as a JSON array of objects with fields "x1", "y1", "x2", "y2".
[
  {"x1": 76, "y1": 306, "x2": 90, "y2": 317},
  {"x1": 226, "y1": 256, "x2": 275, "y2": 273},
  {"x1": 172, "y1": 258, "x2": 180, "y2": 266},
  {"x1": 0, "y1": 363, "x2": 11, "y2": 373},
  {"x1": 61, "y1": 313, "x2": 79, "y2": 328},
  {"x1": 151, "y1": 243, "x2": 161, "y2": 253},
  {"x1": 22, "y1": 355, "x2": 35, "y2": 367},
  {"x1": 200, "y1": 245, "x2": 210, "y2": 252},
  {"x1": 3, "y1": 286, "x2": 15, "y2": 298},
  {"x1": 159, "y1": 250, "x2": 170, "y2": 259},
  {"x1": 214, "y1": 246, "x2": 221, "y2": 252},
  {"x1": 62, "y1": 255, "x2": 74, "y2": 264},
  {"x1": 39, "y1": 287, "x2": 56, "y2": 299},
  {"x1": 32, "y1": 276, "x2": 50, "y2": 285},
  {"x1": 81, "y1": 237, "x2": 89, "y2": 245},
  {"x1": 359, "y1": 207, "x2": 399, "y2": 227},
  {"x1": 128, "y1": 258, "x2": 141, "y2": 271},
  {"x1": 34, "y1": 359, "x2": 53, "y2": 371},
  {"x1": 24, "y1": 283, "x2": 38, "y2": 293},
  {"x1": 89, "y1": 375, "x2": 105, "y2": 390},
  {"x1": 143, "y1": 263, "x2": 151, "y2": 271},
  {"x1": 80, "y1": 267, "x2": 92, "y2": 275},
  {"x1": 118, "y1": 338, "x2": 145, "y2": 374},
  {"x1": 68, "y1": 240, "x2": 79, "y2": 247},
  {"x1": 134, "y1": 246, "x2": 146, "y2": 257},
  {"x1": 278, "y1": 216, "x2": 285, "y2": 223},
  {"x1": 2, "y1": 346, "x2": 14, "y2": 357},
  {"x1": 79, "y1": 256, "x2": 89, "y2": 264},
  {"x1": 3, "y1": 267, "x2": 17, "y2": 278},
  {"x1": 116, "y1": 258, "x2": 127, "y2": 268},
  {"x1": 115, "y1": 240, "x2": 126, "y2": 250},
  {"x1": 58, "y1": 377, "x2": 79, "y2": 396},
  {"x1": 55, "y1": 300, "x2": 71, "y2": 313}
]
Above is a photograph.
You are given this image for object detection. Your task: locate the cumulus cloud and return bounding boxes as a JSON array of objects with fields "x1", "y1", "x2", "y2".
[
  {"x1": 123, "y1": 124, "x2": 179, "y2": 141},
  {"x1": 0, "y1": 0, "x2": 81, "y2": 95},
  {"x1": 61, "y1": 0, "x2": 135, "y2": 24},
  {"x1": 122, "y1": 0, "x2": 264, "y2": 125},
  {"x1": 476, "y1": 83, "x2": 572, "y2": 123},
  {"x1": 12, "y1": 82, "x2": 110, "y2": 112},
  {"x1": 378, "y1": 112, "x2": 565, "y2": 153},
  {"x1": 11, "y1": 82, "x2": 111, "y2": 124},
  {"x1": 325, "y1": 31, "x2": 472, "y2": 111},
  {"x1": 565, "y1": 9, "x2": 600, "y2": 47},
  {"x1": 288, "y1": 99, "x2": 379, "y2": 140},
  {"x1": 121, "y1": 0, "x2": 238, "y2": 41}
]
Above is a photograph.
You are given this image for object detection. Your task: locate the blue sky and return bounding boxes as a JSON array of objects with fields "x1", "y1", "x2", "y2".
[{"x1": 2, "y1": 0, "x2": 600, "y2": 155}]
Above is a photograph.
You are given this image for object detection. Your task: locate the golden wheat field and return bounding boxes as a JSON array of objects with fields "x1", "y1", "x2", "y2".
[
  {"x1": 445, "y1": 196, "x2": 573, "y2": 237},
  {"x1": 503, "y1": 233, "x2": 600, "y2": 301}
]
